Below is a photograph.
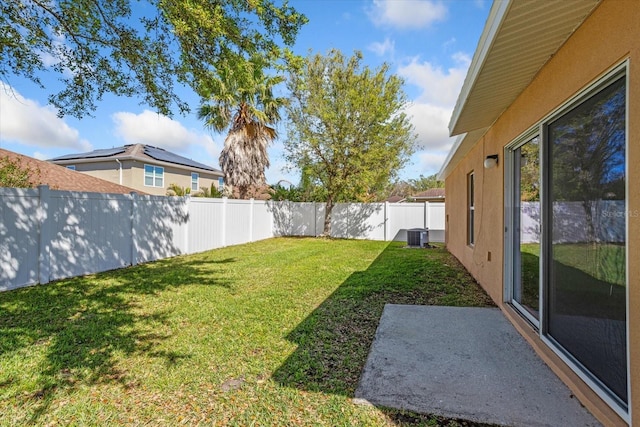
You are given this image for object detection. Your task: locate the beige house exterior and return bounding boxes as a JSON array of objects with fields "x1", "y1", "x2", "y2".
[
  {"x1": 50, "y1": 144, "x2": 223, "y2": 196},
  {"x1": 439, "y1": 1, "x2": 638, "y2": 425},
  {"x1": 0, "y1": 148, "x2": 145, "y2": 194}
]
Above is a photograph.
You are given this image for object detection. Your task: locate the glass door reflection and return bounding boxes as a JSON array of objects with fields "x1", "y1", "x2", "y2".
[{"x1": 512, "y1": 136, "x2": 540, "y2": 324}]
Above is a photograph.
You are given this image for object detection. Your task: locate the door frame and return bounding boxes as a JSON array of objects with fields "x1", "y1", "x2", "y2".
[
  {"x1": 503, "y1": 60, "x2": 630, "y2": 421},
  {"x1": 504, "y1": 127, "x2": 542, "y2": 329}
]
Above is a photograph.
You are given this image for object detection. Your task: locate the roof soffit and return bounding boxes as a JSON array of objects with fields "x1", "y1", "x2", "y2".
[{"x1": 449, "y1": 0, "x2": 601, "y2": 137}]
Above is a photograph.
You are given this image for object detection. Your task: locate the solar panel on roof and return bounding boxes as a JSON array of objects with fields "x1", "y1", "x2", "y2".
[
  {"x1": 51, "y1": 147, "x2": 126, "y2": 161},
  {"x1": 143, "y1": 145, "x2": 217, "y2": 172}
]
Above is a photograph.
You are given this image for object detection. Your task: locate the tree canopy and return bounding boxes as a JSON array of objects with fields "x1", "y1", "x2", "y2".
[
  {"x1": 284, "y1": 49, "x2": 416, "y2": 234},
  {"x1": 1, "y1": 0, "x2": 306, "y2": 118},
  {"x1": 0, "y1": 155, "x2": 37, "y2": 188}
]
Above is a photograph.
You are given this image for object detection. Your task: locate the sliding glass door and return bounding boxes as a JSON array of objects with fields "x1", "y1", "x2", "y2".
[
  {"x1": 510, "y1": 136, "x2": 540, "y2": 326},
  {"x1": 506, "y1": 68, "x2": 628, "y2": 412},
  {"x1": 546, "y1": 75, "x2": 627, "y2": 407}
]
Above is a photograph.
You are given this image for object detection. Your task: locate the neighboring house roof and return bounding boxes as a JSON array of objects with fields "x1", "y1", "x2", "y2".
[
  {"x1": 412, "y1": 188, "x2": 445, "y2": 201},
  {"x1": 0, "y1": 148, "x2": 146, "y2": 194},
  {"x1": 385, "y1": 195, "x2": 406, "y2": 203},
  {"x1": 439, "y1": 0, "x2": 601, "y2": 180},
  {"x1": 50, "y1": 143, "x2": 222, "y2": 174}
]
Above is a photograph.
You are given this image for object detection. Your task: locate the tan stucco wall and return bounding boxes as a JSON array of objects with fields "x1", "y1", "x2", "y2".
[
  {"x1": 445, "y1": 1, "x2": 639, "y2": 425},
  {"x1": 74, "y1": 161, "x2": 222, "y2": 196},
  {"x1": 73, "y1": 161, "x2": 121, "y2": 185}
]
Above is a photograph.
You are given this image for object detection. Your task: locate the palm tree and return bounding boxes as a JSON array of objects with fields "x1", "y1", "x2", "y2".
[{"x1": 198, "y1": 57, "x2": 285, "y2": 199}]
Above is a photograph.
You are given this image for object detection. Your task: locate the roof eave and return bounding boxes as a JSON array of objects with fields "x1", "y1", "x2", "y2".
[
  {"x1": 448, "y1": 0, "x2": 512, "y2": 136},
  {"x1": 440, "y1": 0, "x2": 601, "y2": 181},
  {"x1": 437, "y1": 128, "x2": 488, "y2": 180},
  {"x1": 50, "y1": 155, "x2": 222, "y2": 175}
]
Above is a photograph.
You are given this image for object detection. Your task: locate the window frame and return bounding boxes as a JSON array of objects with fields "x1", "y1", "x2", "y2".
[
  {"x1": 144, "y1": 164, "x2": 164, "y2": 188},
  {"x1": 467, "y1": 171, "x2": 475, "y2": 246},
  {"x1": 191, "y1": 172, "x2": 199, "y2": 191},
  {"x1": 540, "y1": 65, "x2": 629, "y2": 416},
  {"x1": 502, "y1": 61, "x2": 629, "y2": 420}
]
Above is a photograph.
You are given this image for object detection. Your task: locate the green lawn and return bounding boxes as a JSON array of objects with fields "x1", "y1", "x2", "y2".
[
  {"x1": 521, "y1": 243, "x2": 625, "y2": 287},
  {"x1": 520, "y1": 242, "x2": 625, "y2": 319},
  {"x1": 0, "y1": 238, "x2": 494, "y2": 426}
]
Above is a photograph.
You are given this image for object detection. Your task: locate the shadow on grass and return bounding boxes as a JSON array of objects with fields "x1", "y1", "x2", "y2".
[
  {"x1": 272, "y1": 243, "x2": 494, "y2": 400},
  {"x1": 0, "y1": 255, "x2": 235, "y2": 423}
]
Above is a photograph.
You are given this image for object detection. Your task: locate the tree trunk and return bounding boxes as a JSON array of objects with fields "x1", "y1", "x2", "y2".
[{"x1": 323, "y1": 197, "x2": 334, "y2": 237}]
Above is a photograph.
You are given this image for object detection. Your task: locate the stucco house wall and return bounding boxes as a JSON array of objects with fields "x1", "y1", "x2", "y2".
[
  {"x1": 52, "y1": 144, "x2": 224, "y2": 197},
  {"x1": 443, "y1": 1, "x2": 638, "y2": 425},
  {"x1": 72, "y1": 160, "x2": 221, "y2": 196}
]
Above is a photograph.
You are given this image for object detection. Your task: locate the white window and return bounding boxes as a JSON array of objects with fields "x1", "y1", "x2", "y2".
[
  {"x1": 66, "y1": 165, "x2": 76, "y2": 171},
  {"x1": 467, "y1": 171, "x2": 475, "y2": 246},
  {"x1": 218, "y1": 177, "x2": 224, "y2": 192},
  {"x1": 144, "y1": 164, "x2": 164, "y2": 187},
  {"x1": 191, "y1": 173, "x2": 199, "y2": 191}
]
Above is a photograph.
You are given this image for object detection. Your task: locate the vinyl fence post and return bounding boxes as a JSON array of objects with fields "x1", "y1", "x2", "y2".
[
  {"x1": 221, "y1": 197, "x2": 227, "y2": 247},
  {"x1": 313, "y1": 202, "x2": 317, "y2": 237},
  {"x1": 249, "y1": 198, "x2": 254, "y2": 242},
  {"x1": 37, "y1": 185, "x2": 51, "y2": 284},
  {"x1": 130, "y1": 192, "x2": 138, "y2": 266},
  {"x1": 184, "y1": 196, "x2": 190, "y2": 253},
  {"x1": 288, "y1": 200, "x2": 293, "y2": 236},
  {"x1": 424, "y1": 202, "x2": 428, "y2": 229},
  {"x1": 384, "y1": 201, "x2": 389, "y2": 241}
]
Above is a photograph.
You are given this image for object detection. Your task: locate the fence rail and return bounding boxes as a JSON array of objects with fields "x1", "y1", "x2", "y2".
[{"x1": 1, "y1": 186, "x2": 445, "y2": 291}]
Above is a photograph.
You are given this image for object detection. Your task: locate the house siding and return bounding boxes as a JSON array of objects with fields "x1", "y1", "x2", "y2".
[
  {"x1": 74, "y1": 161, "x2": 222, "y2": 196},
  {"x1": 444, "y1": 1, "x2": 638, "y2": 425}
]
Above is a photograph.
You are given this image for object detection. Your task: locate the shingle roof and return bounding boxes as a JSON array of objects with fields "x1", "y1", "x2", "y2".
[
  {"x1": 1, "y1": 149, "x2": 146, "y2": 194},
  {"x1": 385, "y1": 195, "x2": 406, "y2": 203},
  {"x1": 412, "y1": 188, "x2": 445, "y2": 199},
  {"x1": 51, "y1": 143, "x2": 221, "y2": 173}
]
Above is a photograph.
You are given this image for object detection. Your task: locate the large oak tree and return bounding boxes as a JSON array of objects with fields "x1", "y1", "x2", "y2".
[{"x1": 1, "y1": 0, "x2": 306, "y2": 118}]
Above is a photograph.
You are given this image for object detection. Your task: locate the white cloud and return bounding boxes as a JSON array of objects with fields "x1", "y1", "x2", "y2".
[
  {"x1": 368, "y1": 37, "x2": 395, "y2": 57},
  {"x1": 368, "y1": 0, "x2": 447, "y2": 29},
  {"x1": 418, "y1": 150, "x2": 450, "y2": 175},
  {"x1": 398, "y1": 52, "x2": 471, "y2": 165},
  {"x1": 474, "y1": 0, "x2": 487, "y2": 9},
  {"x1": 0, "y1": 83, "x2": 92, "y2": 151},
  {"x1": 398, "y1": 53, "x2": 470, "y2": 107},
  {"x1": 112, "y1": 110, "x2": 221, "y2": 160},
  {"x1": 443, "y1": 37, "x2": 457, "y2": 51},
  {"x1": 405, "y1": 103, "x2": 452, "y2": 152}
]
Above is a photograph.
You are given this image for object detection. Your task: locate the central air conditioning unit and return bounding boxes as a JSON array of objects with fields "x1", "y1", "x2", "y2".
[{"x1": 407, "y1": 228, "x2": 429, "y2": 248}]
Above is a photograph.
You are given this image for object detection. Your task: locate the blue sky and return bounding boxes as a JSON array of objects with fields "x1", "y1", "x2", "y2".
[{"x1": 0, "y1": 0, "x2": 489, "y2": 185}]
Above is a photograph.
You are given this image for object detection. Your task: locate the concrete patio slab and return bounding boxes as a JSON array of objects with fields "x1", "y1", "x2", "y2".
[{"x1": 354, "y1": 304, "x2": 601, "y2": 427}]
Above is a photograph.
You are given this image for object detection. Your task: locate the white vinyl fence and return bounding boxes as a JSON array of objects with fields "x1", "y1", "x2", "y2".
[
  {"x1": 1, "y1": 186, "x2": 445, "y2": 291},
  {"x1": 520, "y1": 201, "x2": 625, "y2": 244}
]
